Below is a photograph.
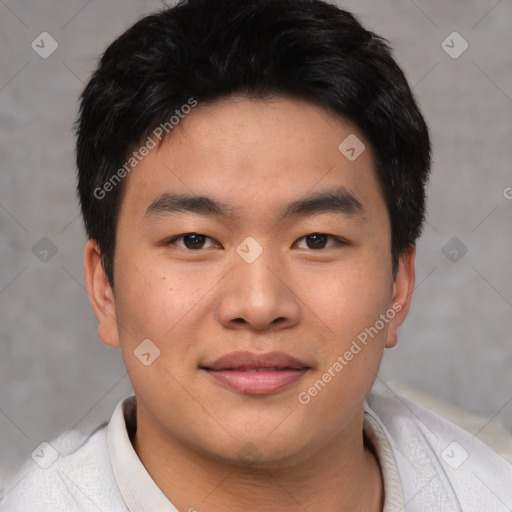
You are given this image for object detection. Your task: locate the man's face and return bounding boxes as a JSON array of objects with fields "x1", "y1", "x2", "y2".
[{"x1": 87, "y1": 96, "x2": 413, "y2": 467}]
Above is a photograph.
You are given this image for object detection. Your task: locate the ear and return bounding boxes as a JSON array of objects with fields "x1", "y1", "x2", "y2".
[
  {"x1": 385, "y1": 245, "x2": 416, "y2": 348},
  {"x1": 83, "y1": 239, "x2": 120, "y2": 347}
]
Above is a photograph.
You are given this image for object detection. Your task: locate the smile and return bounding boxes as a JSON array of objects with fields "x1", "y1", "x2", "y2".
[{"x1": 200, "y1": 351, "x2": 311, "y2": 395}]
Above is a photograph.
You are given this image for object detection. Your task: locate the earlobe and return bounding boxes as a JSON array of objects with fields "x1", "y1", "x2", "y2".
[
  {"x1": 385, "y1": 245, "x2": 416, "y2": 348},
  {"x1": 83, "y1": 240, "x2": 120, "y2": 347}
]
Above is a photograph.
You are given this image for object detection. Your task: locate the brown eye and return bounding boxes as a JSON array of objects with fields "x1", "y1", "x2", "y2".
[
  {"x1": 166, "y1": 233, "x2": 219, "y2": 250},
  {"x1": 294, "y1": 233, "x2": 344, "y2": 250}
]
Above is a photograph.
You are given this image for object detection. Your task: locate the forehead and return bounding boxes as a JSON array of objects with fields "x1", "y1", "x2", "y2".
[{"x1": 118, "y1": 95, "x2": 385, "y2": 225}]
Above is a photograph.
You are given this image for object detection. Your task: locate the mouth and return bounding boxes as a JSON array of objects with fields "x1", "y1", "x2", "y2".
[{"x1": 199, "y1": 351, "x2": 311, "y2": 395}]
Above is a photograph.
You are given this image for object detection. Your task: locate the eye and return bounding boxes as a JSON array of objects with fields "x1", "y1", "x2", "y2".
[
  {"x1": 164, "y1": 232, "x2": 346, "y2": 251},
  {"x1": 165, "y1": 233, "x2": 220, "y2": 250},
  {"x1": 294, "y1": 233, "x2": 345, "y2": 250}
]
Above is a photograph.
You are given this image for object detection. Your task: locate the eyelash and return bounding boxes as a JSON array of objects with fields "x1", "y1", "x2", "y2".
[{"x1": 164, "y1": 232, "x2": 348, "y2": 250}]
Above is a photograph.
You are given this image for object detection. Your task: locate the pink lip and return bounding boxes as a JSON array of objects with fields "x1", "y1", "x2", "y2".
[{"x1": 200, "y1": 351, "x2": 310, "y2": 395}]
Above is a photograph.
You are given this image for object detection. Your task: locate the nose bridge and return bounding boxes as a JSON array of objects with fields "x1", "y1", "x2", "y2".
[{"x1": 234, "y1": 236, "x2": 284, "y2": 304}]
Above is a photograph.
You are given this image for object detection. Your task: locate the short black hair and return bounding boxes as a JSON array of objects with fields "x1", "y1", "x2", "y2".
[{"x1": 76, "y1": 0, "x2": 431, "y2": 287}]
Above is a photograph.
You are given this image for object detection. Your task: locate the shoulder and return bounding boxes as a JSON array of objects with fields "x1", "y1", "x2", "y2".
[
  {"x1": 365, "y1": 380, "x2": 512, "y2": 511},
  {"x1": 0, "y1": 422, "x2": 127, "y2": 512}
]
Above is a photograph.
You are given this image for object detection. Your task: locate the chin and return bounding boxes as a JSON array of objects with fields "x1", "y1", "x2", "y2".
[{"x1": 202, "y1": 434, "x2": 316, "y2": 470}]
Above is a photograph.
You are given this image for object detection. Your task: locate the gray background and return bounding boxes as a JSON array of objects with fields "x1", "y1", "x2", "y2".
[{"x1": 1, "y1": 0, "x2": 511, "y2": 485}]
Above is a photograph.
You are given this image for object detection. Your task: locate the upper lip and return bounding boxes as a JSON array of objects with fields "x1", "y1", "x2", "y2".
[{"x1": 201, "y1": 351, "x2": 310, "y2": 371}]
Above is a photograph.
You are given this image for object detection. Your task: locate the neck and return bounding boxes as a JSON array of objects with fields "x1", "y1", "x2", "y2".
[{"x1": 132, "y1": 407, "x2": 383, "y2": 512}]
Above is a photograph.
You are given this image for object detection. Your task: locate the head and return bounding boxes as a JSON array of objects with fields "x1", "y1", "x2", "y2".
[{"x1": 78, "y1": 0, "x2": 430, "y2": 468}]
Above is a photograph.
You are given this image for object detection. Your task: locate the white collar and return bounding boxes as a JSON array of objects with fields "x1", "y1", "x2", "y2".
[
  {"x1": 107, "y1": 394, "x2": 404, "y2": 512},
  {"x1": 107, "y1": 396, "x2": 178, "y2": 512}
]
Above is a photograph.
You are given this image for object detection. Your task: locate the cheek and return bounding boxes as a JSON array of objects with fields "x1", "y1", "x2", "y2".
[
  {"x1": 300, "y1": 258, "x2": 393, "y2": 405},
  {"x1": 298, "y1": 272, "x2": 392, "y2": 426},
  {"x1": 300, "y1": 259, "x2": 393, "y2": 338},
  {"x1": 112, "y1": 253, "x2": 208, "y2": 394},
  {"x1": 113, "y1": 250, "x2": 203, "y2": 343}
]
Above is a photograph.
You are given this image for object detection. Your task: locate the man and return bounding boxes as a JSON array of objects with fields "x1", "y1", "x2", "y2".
[{"x1": 1, "y1": 0, "x2": 511, "y2": 510}]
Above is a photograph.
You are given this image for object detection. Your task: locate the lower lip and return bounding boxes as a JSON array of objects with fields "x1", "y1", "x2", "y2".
[{"x1": 203, "y1": 368, "x2": 309, "y2": 395}]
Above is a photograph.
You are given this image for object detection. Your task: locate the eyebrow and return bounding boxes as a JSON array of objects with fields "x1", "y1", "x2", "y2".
[{"x1": 144, "y1": 187, "x2": 366, "y2": 222}]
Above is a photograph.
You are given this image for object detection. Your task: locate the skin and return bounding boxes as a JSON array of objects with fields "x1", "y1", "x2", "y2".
[{"x1": 84, "y1": 95, "x2": 416, "y2": 512}]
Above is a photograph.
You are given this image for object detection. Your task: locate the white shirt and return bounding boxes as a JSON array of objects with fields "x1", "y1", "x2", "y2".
[{"x1": 1, "y1": 379, "x2": 511, "y2": 511}]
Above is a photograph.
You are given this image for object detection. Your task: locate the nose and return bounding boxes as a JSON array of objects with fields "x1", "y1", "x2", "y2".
[{"x1": 215, "y1": 244, "x2": 301, "y2": 332}]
